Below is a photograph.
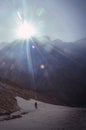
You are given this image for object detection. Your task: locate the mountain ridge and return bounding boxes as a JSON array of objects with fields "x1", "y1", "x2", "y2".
[{"x1": 0, "y1": 37, "x2": 86, "y2": 107}]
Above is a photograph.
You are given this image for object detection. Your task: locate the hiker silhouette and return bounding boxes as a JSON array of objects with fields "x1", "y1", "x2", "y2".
[{"x1": 34, "y1": 102, "x2": 38, "y2": 109}]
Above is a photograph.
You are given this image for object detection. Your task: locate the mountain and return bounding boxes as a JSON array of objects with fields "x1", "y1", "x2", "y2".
[
  {"x1": 53, "y1": 38, "x2": 86, "y2": 66},
  {"x1": 66, "y1": 38, "x2": 86, "y2": 66},
  {"x1": 52, "y1": 38, "x2": 86, "y2": 105},
  {"x1": 0, "y1": 37, "x2": 86, "y2": 107}
]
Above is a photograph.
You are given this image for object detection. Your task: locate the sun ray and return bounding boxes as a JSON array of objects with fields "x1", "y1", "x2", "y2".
[
  {"x1": 26, "y1": 39, "x2": 36, "y2": 94},
  {"x1": 30, "y1": 38, "x2": 52, "y2": 88},
  {"x1": 49, "y1": 43, "x2": 82, "y2": 66}
]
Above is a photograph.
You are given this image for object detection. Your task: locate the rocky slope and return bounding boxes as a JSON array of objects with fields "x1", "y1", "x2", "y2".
[{"x1": 0, "y1": 80, "x2": 64, "y2": 116}]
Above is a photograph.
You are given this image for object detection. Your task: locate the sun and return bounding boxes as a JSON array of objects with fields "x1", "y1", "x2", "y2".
[{"x1": 17, "y1": 21, "x2": 38, "y2": 39}]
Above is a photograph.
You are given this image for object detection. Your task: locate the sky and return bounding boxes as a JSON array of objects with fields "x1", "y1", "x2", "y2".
[{"x1": 0, "y1": 0, "x2": 86, "y2": 42}]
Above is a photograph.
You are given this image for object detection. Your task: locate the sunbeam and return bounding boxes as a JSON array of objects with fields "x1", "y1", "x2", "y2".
[{"x1": 26, "y1": 39, "x2": 36, "y2": 93}]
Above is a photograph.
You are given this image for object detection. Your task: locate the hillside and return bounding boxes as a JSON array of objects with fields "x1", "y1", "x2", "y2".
[
  {"x1": 0, "y1": 37, "x2": 86, "y2": 107},
  {"x1": 0, "y1": 79, "x2": 64, "y2": 116}
]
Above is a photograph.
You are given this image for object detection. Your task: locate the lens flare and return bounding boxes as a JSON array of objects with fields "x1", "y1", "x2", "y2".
[
  {"x1": 40, "y1": 64, "x2": 45, "y2": 69},
  {"x1": 17, "y1": 20, "x2": 38, "y2": 39}
]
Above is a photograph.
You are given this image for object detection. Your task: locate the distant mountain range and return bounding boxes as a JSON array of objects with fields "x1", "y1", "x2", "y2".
[{"x1": 0, "y1": 37, "x2": 86, "y2": 106}]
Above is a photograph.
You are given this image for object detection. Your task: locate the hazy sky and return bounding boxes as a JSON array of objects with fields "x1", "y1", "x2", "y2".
[{"x1": 0, "y1": 0, "x2": 86, "y2": 42}]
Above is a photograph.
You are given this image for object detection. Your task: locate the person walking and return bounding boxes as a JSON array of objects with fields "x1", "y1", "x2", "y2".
[{"x1": 34, "y1": 102, "x2": 38, "y2": 109}]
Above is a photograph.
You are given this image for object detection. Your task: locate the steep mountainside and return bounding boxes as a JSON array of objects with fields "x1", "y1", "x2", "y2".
[
  {"x1": 0, "y1": 79, "x2": 64, "y2": 115},
  {"x1": 0, "y1": 37, "x2": 86, "y2": 106}
]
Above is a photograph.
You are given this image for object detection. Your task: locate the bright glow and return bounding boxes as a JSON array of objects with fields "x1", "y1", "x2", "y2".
[
  {"x1": 17, "y1": 21, "x2": 38, "y2": 39},
  {"x1": 40, "y1": 64, "x2": 45, "y2": 69},
  {"x1": 32, "y1": 45, "x2": 35, "y2": 48}
]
